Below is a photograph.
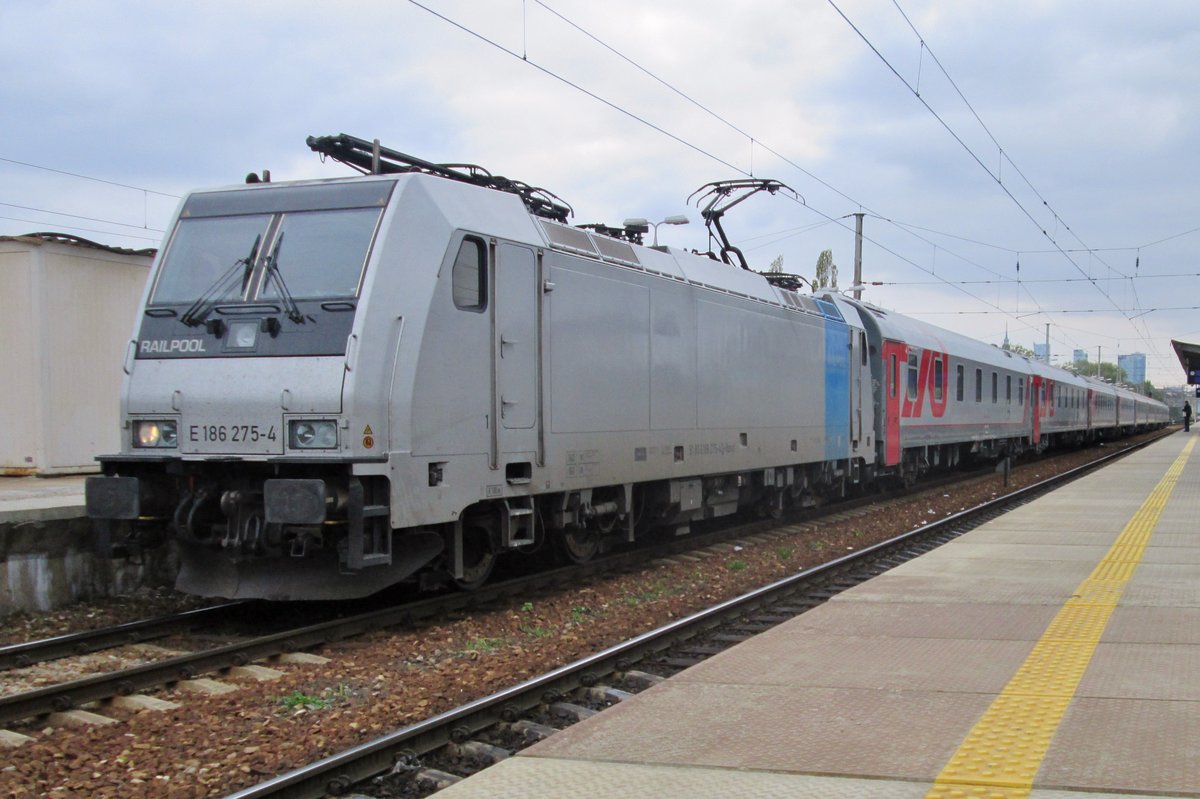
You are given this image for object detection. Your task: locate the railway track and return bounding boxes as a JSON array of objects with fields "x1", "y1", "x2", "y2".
[
  {"x1": 0, "y1": 601, "x2": 248, "y2": 672},
  {"x1": 215, "y1": 433, "x2": 1165, "y2": 799}
]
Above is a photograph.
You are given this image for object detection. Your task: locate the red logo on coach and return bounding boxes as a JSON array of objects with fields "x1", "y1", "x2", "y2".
[{"x1": 901, "y1": 349, "x2": 949, "y2": 419}]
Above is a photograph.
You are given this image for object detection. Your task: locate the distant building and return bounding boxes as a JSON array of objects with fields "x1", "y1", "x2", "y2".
[
  {"x1": 1034, "y1": 342, "x2": 1049, "y2": 361},
  {"x1": 1073, "y1": 348, "x2": 1088, "y2": 363},
  {"x1": 1118, "y1": 353, "x2": 1147, "y2": 386}
]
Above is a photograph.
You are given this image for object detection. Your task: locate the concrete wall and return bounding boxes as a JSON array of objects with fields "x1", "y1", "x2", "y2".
[{"x1": 0, "y1": 507, "x2": 175, "y2": 618}]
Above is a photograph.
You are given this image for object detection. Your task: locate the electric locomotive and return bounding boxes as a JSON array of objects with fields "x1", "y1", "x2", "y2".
[{"x1": 85, "y1": 134, "x2": 1168, "y2": 600}]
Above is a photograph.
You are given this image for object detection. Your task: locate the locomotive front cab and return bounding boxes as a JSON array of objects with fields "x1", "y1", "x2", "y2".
[{"x1": 85, "y1": 178, "x2": 435, "y2": 599}]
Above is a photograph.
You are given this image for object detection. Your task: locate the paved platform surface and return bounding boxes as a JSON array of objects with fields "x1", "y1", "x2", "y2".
[
  {"x1": 0, "y1": 476, "x2": 87, "y2": 524},
  {"x1": 438, "y1": 430, "x2": 1200, "y2": 798}
]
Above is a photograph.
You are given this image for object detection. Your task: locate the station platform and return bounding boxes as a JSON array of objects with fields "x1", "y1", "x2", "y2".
[
  {"x1": 439, "y1": 430, "x2": 1200, "y2": 799},
  {"x1": 0, "y1": 475, "x2": 87, "y2": 525}
]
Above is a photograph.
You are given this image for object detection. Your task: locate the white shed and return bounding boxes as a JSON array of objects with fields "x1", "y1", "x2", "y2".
[{"x1": 0, "y1": 234, "x2": 154, "y2": 475}]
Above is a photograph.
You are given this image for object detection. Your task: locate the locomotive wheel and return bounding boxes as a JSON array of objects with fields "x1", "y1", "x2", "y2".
[
  {"x1": 454, "y1": 522, "x2": 497, "y2": 590},
  {"x1": 560, "y1": 526, "x2": 600, "y2": 564}
]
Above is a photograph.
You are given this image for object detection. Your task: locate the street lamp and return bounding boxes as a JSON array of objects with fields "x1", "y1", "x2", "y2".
[{"x1": 623, "y1": 215, "x2": 690, "y2": 247}]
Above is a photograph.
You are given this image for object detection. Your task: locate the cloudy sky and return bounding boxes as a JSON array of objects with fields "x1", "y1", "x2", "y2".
[{"x1": 3, "y1": 0, "x2": 1197, "y2": 384}]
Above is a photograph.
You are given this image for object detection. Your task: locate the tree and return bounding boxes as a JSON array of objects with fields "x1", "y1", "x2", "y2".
[
  {"x1": 1005, "y1": 343, "x2": 1036, "y2": 357},
  {"x1": 1075, "y1": 360, "x2": 1127, "y2": 384},
  {"x1": 814, "y1": 249, "x2": 838, "y2": 289},
  {"x1": 768, "y1": 255, "x2": 785, "y2": 274}
]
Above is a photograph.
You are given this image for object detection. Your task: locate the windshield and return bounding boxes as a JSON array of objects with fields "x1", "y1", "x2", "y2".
[
  {"x1": 152, "y1": 215, "x2": 272, "y2": 304},
  {"x1": 150, "y1": 181, "x2": 391, "y2": 307},
  {"x1": 258, "y1": 208, "x2": 381, "y2": 300}
]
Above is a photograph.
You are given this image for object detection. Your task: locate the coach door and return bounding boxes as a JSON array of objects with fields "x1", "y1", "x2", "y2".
[
  {"x1": 882, "y1": 340, "x2": 905, "y2": 466},
  {"x1": 1031, "y1": 376, "x2": 1042, "y2": 445},
  {"x1": 850, "y1": 331, "x2": 864, "y2": 450},
  {"x1": 492, "y1": 242, "x2": 541, "y2": 466}
]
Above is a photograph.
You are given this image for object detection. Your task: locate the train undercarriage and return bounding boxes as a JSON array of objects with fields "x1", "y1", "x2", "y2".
[
  {"x1": 87, "y1": 454, "x2": 876, "y2": 600},
  {"x1": 87, "y1": 425, "x2": 1156, "y2": 600}
]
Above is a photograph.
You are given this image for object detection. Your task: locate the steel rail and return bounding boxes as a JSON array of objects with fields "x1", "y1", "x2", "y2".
[{"x1": 0, "y1": 601, "x2": 248, "y2": 672}]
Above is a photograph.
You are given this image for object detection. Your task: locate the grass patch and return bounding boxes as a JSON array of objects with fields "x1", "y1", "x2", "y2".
[
  {"x1": 278, "y1": 688, "x2": 340, "y2": 712},
  {"x1": 624, "y1": 579, "x2": 673, "y2": 606},
  {"x1": 727, "y1": 559, "x2": 748, "y2": 572},
  {"x1": 520, "y1": 625, "x2": 553, "y2": 638},
  {"x1": 776, "y1": 546, "x2": 794, "y2": 560},
  {"x1": 463, "y1": 636, "x2": 508, "y2": 653}
]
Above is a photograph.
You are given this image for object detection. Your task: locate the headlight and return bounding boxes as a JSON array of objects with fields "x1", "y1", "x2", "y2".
[
  {"x1": 289, "y1": 420, "x2": 338, "y2": 449},
  {"x1": 134, "y1": 420, "x2": 178, "y2": 448}
]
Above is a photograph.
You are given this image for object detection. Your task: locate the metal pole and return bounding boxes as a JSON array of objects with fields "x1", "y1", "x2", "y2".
[
  {"x1": 1044, "y1": 323, "x2": 1050, "y2": 363},
  {"x1": 852, "y1": 213, "x2": 864, "y2": 300},
  {"x1": 1097, "y1": 346, "x2": 1101, "y2": 378}
]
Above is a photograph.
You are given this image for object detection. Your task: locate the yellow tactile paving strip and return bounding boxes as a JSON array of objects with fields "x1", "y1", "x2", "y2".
[{"x1": 925, "y1": 437, "x2": 1196, "y2": 799}]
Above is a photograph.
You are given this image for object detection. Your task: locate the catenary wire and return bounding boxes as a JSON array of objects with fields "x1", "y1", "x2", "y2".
[
  {"x1": 0, "y1": 215, "x2": 162, "y2": 243},
  {"x1": 826, "y1": 0, "x2": 1157, "y2": 355},
  {"x1": 0, "y1": 156, "x2": 181, "y2": 199},
  {"x1": 0, "y1": 201, "x2": 165, "y2": 232}
]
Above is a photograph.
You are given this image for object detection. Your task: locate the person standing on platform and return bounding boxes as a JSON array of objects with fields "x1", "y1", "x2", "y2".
[{"x1": 1184, "y1": 400, "x2": 1192, "y2": 432}]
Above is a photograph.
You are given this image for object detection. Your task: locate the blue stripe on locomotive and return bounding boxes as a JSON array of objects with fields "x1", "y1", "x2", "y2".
[{"x1": 823, "y1": 318, "x2": 851, "y2": 460}]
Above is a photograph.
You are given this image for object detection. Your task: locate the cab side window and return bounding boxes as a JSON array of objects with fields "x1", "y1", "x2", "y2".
[{"x1": 452, "y1": 236, "x2": 487, "y2": 311}]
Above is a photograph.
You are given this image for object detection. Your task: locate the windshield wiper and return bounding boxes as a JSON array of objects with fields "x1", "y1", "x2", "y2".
[
  {"x1": 262, "y1": 232, "x2": 304, "y2": 324},
  {"x1": 180, "y1": 234, "x2": 262, "y2": 328}
]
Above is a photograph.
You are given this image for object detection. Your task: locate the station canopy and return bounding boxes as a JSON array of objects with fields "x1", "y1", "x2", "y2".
[{"x1": 1171, "y1": 340, "x2": 1200, "y2": 384}]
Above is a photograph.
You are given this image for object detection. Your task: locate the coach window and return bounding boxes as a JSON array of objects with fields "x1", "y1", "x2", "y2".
[
  {"x1": 956, "y1": 364, "x2": 964, "y2": 402},
  {"x1": 860, "y1": 333, "x2": 867, "y2": 365},
  {"x1": 907, "y1": 352, "x2": 919, "y2": 401},
  {"x1": 452, "y1": 236, "x2": 487, "y2": 311},
  {"x1": 934, "y1": 356, "x2": 944, "y2": 401},
  {"x1": 890, "y1": 355, "x2": 898, "y2": 398},
  {"x1": 1018, "y1": 378, "x2": 1024, "y2": 405},
  {"x1": 991, "y1": 372, "x2": 998, "y2": 403},
  {"x1": 1006, "y1": 375, "x2": 1012, "y2": 404},
  {"x1": 975, "y1": 368, "x2": 983, "y2": 402}
]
